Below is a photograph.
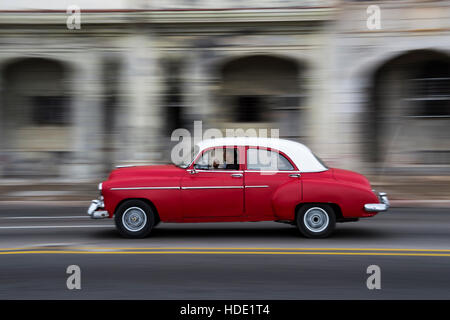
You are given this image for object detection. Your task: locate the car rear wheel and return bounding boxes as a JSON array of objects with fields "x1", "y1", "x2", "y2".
[
  {"x1": 296, "y1": 204, "x2": 336, "y2": 238},
  {"x1": 114, "y1": 200, "x2": 155, "y2": 238}
]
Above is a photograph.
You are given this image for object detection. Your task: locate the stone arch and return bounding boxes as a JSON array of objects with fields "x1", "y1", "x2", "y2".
[
  {"x1": 0, "y1": 57, "x2": 73, "y2": 177},
  {"x1": 215, "y1": 54, "x2": 307, "y2": 140},
  {"x1": 365, "y1": 49, "x2": 450, "y2": 171}
]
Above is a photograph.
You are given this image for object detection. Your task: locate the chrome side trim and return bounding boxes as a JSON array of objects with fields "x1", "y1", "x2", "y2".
[
  {"x1": 181, "y1": 186, "x2": 244, "y2": 190},
  {"x1": 245, "y1": 185, "x2": 269, "y2": 188},
  {"x1": 112, "y1": 186, "x2": 247, "y2": 190},
  {"x1": 244, "y1": 170, "x2": 302, "y2": 173},
  {"x1": 186, "y1": 169, "x2": 302, "y2": 173},
  {"x1": 110, "y1": 187, "x2": 180, "y2": 190},
  {"x1": 188, "y1": 170, "x2": 244, "y2": 173}
]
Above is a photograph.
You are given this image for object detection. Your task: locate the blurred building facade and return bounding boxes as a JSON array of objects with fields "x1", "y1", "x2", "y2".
[{"x1": 0, "y1": 0, "x2": 449, "y2": 186}]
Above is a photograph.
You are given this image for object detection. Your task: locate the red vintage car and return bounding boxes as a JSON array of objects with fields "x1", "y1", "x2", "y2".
[{"x1": 87, "y1": 137, "x2": 389, "y2": 238}]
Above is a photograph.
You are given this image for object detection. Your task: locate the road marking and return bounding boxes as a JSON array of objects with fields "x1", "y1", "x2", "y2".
[
  {"x1": 1, "y1": 216, "x2": 89, "y2": 219},
  {"x1": 0, "y1": 225, "x2": 112, "y2": 229},
  {"x1": 1, "y1": 249, "x2": 450, "y2": 257},
  {"x1": 1, "y1": 250, "x2": 450, "y2": 257},
  {"x1": 1, "y1": 246, "x2": 450, "y2": 253},
  {"x1": 66, "y1": 247, "x2": 450, "y2": 252}
]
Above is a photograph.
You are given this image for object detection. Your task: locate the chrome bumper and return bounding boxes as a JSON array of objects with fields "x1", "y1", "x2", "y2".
[
  {"x1": 364, "y1": 192, "x2": 390, "y2": 212},
  {"x1": 87, "y1": 197, "x2": 109, "y2": 219}
]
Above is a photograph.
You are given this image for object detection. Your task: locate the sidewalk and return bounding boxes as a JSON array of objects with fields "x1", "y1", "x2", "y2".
[
  {"x1": 368, "y1": 174, "x2": 450, "y2": 206},
  {"x1": 0, "y1": 181, "x2": 98, "y2": 202}
]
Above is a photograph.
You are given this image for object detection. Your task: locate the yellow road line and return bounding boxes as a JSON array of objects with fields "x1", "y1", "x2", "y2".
[
  {"x1": 0, "y1": 246, "x2": 450, "y2": 253},
  {"x1": 64, "y1": 247, "x2": 450, "y2": 252},
  {"x1": 1, "y1": 250, "x2": 450, "y2": 257},
  {"x1": 4, "y1": 246, "x2": 450, "y2": 252}
]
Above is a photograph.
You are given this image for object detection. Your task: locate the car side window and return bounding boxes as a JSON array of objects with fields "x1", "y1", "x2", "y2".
[
  {"x1": 194, "y1": 147, "x2": 240, "y2": 170},
  {"x1": 247, "y1": 148, "x2": 294, "y2": 171}
]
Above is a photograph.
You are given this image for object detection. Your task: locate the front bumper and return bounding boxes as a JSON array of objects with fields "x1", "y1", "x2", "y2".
[
  {"x1": 87, "y1": 197, "x2": 109, "y2": 219},
  {"x1": 364, "y1": 192, "x2": 390, "y2": 212}
]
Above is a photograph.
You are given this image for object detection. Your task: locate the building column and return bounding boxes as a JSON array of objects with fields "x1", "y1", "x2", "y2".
[
  {"x1": 66, "y1": 55, "x2": 104, "y2": 180},
  {"x1": 182, "y1": 50, "x2": 218, "y2": 135},
  {"x1": 302, "y1": 54, "x2": 333, "y2": 159},
  {"x1": 333, "y1": 71, "x2": 369, "y2": 173},
  {"x1": 302, "y1": 37, "x2": 350, "y2": 170},
  {"x1": 116, "y1": 33, "x2": 164, "y2": 165}
]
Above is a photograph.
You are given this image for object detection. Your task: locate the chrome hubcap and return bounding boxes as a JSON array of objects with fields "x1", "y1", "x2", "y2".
[
  {"x1": 303, "y1": 207, "x2": 329, "y2": 233},
  {"x1": 122, "y1": 207, "x2": 147, "y2": 232}
]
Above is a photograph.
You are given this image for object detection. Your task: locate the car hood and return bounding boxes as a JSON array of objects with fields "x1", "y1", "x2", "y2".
[
  {"x1": 108, "y1": 164, "x2": 183, "y2": 180},
  {"x1": 331, "y1": 168, "x2": 371, "y2": 189}
]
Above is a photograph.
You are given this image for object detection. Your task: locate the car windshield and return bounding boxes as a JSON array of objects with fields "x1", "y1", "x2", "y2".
[{"x1": 175, "y1": 145, "x2": 200, "y2": 168}]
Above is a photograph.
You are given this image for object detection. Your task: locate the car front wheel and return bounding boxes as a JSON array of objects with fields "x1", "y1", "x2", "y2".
[
  {"x1": 114, "y1": 200, "x2": 155, "y2": 238},
  {"x1": 296, "y1": 204, "x2": 336, "y2": 238}
]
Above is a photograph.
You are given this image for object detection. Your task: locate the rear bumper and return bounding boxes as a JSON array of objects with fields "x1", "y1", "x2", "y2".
[
  {"x1": 364, "y1": 192, "x2": 390, "y2": 212},
  {"x1": 87, "y1": 197, "x2": 109, "y2": 219}
]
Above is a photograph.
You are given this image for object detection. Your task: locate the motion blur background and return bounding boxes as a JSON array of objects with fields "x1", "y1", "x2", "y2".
[{"x1": 0, "y1": 0, "x2": 449, "y2": 202}]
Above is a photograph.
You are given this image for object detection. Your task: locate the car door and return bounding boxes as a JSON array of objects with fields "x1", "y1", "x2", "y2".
[
  {"x1": 244, "y1": 147, "x2": 301, "y2": 220},
  {"x1": 181, "y1": 146, "x2": 245, "y2": 218}
]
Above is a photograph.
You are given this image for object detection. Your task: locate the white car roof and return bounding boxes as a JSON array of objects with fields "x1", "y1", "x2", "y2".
[{"x1": 196, "y1": 137, "x2": 328, "y2": 173}]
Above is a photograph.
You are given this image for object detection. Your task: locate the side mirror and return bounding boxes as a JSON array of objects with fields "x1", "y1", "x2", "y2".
[{"x1": 190, "y1": 167, "x2": 197, "y2": 174}]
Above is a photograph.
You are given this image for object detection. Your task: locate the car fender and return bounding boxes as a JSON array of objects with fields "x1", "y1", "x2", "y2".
[
  {"x1": 102, "y1": 177, "x2": 182, "y2": 220},
  {"x1": 271, "y1": 178, "x2": 301, "y2": 220},
  {"x1": 301, "y1": 178, "x2": 379, "y2": 218}
]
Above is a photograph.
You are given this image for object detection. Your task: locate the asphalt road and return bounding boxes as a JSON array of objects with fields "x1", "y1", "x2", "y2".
[{"x1": 0, "y1": 204, "x2": 450, "y2": 299}]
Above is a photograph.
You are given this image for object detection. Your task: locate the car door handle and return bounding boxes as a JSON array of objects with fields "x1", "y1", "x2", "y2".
[
  {"x1": 231, "y1": 173, "x2": 243, "y2": 178},
  {"x1": 289, "y1": 174, "x2": 300, "y2": 178}
]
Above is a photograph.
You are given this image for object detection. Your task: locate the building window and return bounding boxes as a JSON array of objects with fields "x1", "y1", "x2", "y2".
[
  {"x1": 236, "y1": 96, "x2": 266, "y2": 122},
  {"x1": 407, "y1": 77, "x2": 450, "y2": 117},
  {"x1": 31, "y1": 96, "x2": 70, "y2": 125}
]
